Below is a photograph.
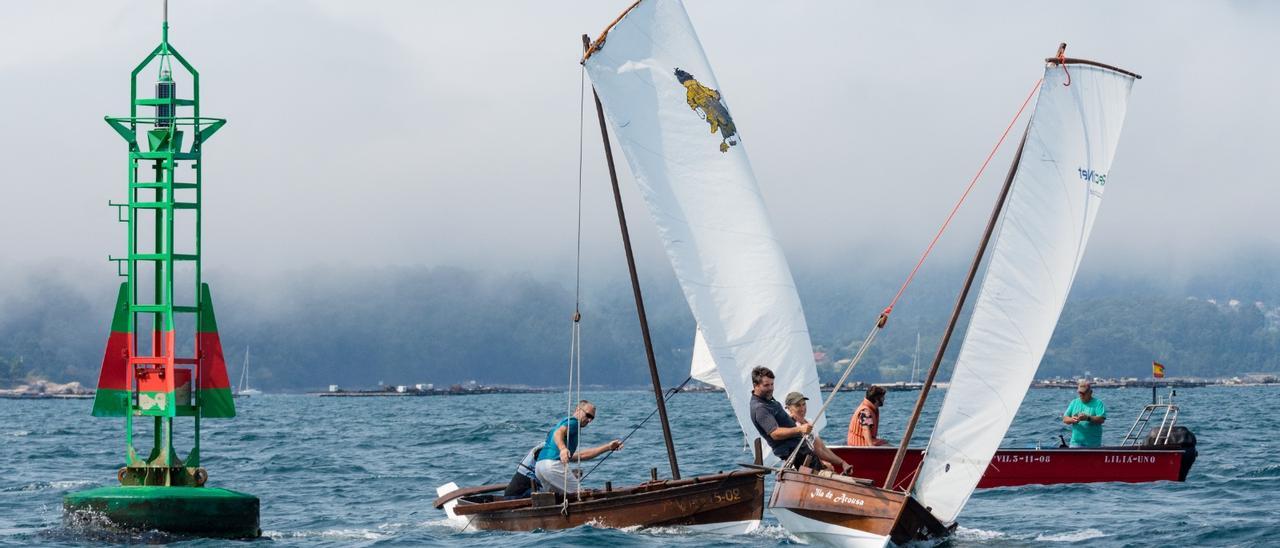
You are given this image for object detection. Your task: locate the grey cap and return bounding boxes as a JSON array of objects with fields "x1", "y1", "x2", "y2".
[{"x1": 784, "y1": 391, "x2": 809, "y2": 406}]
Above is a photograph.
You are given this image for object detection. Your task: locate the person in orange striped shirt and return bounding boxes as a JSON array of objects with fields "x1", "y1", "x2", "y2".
[{"x1": 846, "y1": 385, "x2": 889, "y2": 446}]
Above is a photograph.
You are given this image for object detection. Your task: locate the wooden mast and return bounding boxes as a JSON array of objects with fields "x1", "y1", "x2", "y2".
[
  {"x1": 583, "y1": 34, "x2": 681, "y2": 480},
  {"x1": 883, "y1": 129, "x2": 1030, "y2": 489}
]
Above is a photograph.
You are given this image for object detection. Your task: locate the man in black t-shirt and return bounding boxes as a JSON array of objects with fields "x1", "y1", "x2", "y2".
[{"x1": 748, "y1": 366, "x2": 818, "y2": 469}]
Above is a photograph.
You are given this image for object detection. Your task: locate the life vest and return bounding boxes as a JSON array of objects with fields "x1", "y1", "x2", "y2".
[{"x1": 846, "y1": 399, "x2": 880, "y2": 446}]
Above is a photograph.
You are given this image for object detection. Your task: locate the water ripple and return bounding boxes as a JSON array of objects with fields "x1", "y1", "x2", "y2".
[{"x1": 1, "y1": 387, "x2": 1277, "y2": 546}]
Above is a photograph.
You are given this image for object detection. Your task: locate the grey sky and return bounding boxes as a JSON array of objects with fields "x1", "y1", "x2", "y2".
[{"x1": 1, "y1": 1, "x2": 1276, "y2": 289}]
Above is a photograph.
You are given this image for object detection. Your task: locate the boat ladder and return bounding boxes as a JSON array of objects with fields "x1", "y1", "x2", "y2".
[{"x1": 1121, "y1": 402, "x2": 1179, "y2": 446}]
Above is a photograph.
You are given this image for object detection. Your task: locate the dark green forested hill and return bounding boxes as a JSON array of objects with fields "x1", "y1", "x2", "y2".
[
  {"x1": 794, "y1": 256, "x2": 1280, "y2": 383},
  {"x1": 1, "y1": 259, "x2": 1277, "y2": 389}
]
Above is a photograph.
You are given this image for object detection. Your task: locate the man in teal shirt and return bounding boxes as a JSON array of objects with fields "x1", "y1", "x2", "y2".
[
  {"x1": 1062, "y1": 380, "x2": 1106, "y2": 447},
  {"x1": 534, "y1": 400, "x2": 623, "y2": 494}
]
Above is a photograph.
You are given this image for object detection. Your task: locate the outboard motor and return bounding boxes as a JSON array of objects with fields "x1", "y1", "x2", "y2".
[{"x1": 1143, "y1": 426, "x2": 1197, "y2": 481}]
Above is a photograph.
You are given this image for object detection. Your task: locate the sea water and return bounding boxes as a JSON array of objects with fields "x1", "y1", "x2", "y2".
[{"x1": 1, "y1": 385, "x2": 1275, "y2": 546}]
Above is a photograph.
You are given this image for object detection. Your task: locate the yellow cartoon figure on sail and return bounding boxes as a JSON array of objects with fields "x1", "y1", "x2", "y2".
[{"x1": 675, "y1": 68, "x2": 738, "y2": 152}]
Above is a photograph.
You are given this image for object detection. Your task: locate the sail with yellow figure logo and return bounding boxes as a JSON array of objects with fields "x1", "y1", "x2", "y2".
[
  {"x1": 583, "y1": 0, "x2": 824, "y2": 455},
  {"x1": 434, "y1": 0, "x2": 801, "y2": 534}
]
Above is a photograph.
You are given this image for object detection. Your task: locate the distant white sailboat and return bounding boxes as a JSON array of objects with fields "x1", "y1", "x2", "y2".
[
  {"x1": 235, "y1": 347, "x2": 261, "y2": 397},
  {"x1": 911, "y1": 330, "x2": 921, "y2": 384}
]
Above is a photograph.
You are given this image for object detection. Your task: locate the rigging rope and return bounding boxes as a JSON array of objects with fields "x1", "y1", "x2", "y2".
[
  {"x1": 880, "y1": 77, "x2": 1044, "y2": 320},
  {"x1": 561, "y1": 62, "x2": 590, "y2": 515},
  {"x1": 782, "y1": 322, "x2": 881, "y2": 470},
  {"x1": 575, "y1": 53, "x2": 586, "y2": 312},
  {"x1": 562, "y1": 318, "x2": 580, "y2": 513},
  {"x1": 581, "y1": 376, "x2": 692, "y2": 482},
  {"x1": 780, "y1": 78, "x2": 1046, "y2": 474}
]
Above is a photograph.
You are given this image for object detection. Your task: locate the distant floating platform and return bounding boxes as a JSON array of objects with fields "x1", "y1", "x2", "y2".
[
  {"x1": 64, "y1": 486, "x2": 260, "y2": 539},
  {"x1": 313, "y1": 386, "x2": 556, "y2": 397}
]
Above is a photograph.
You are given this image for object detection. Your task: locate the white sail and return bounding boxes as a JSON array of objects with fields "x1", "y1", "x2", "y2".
[
  {"x1": 913, "y1": 60, "x2": 1138, "y2": 524},
  {"x1": 585, "y1": 0, "x2": 823, "y2": 449},
  {"x1": 689, "y1": 327, "x2": 723, "y2": 389}
]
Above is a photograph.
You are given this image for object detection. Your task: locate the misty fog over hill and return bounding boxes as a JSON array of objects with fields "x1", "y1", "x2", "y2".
[
  {"x1": 3, "y1": 250, "x2": 1277, "y2": 390},
  {"x1": 3, "y1": 2, "x2": 1277, "y2": 391}
]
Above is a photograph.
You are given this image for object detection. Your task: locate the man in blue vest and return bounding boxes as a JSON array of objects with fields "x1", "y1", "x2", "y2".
[
  {"x1": 534, "y1": 400, "x2": 624, "y2": 494},
  {"x1": 1063, "y1": 379, "x2": 1107, "y2": 447}
]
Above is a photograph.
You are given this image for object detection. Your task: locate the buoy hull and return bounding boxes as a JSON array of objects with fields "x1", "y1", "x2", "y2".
[{"x1": 63, "y1": 486, "x2": 260, "y2": 539}]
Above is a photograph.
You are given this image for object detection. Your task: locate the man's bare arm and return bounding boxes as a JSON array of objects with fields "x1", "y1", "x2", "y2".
[
  {"x1": 860, "y1": 423, "x2": 878, "y2": 444},
  {"x1": 554, "y1": 426, "x2": 571, "y2": 462},
  {"x1": 813, "y1": 436, "x2": 850, "y2": 472},
  {"x1": 576, "y1": 440, "x2": 624, "y2": 461},
  {"x1": 770, "y1": 422, "x2": 813, "y2": 440}
]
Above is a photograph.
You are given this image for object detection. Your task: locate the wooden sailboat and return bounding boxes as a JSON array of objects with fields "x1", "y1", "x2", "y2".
[
  {"x1": 438, "y1": 465, "x2": 764, "y2": 532},
  {"x1": 433, "y1": 49, "x2": 767, "y2": 534},
  {"x1": 769, "y1": 46, "x2": 1142, "y2": 546},
  {"x1": 435, "y1": 0, "x2": 831, "y2": 532},
  {"x1": 591, "y1": 0, "x2": 825, "y2": 460}
]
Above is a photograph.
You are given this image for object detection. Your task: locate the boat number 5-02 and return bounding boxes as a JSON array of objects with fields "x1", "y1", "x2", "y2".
[{"x1": 713, "y1": 489, "x2": 741, "y2": 504}]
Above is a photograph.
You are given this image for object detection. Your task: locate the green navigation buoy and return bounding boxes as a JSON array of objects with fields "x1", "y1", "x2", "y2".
[
  {"x1": 65, "y1": 487, "x2": 259, "y2": 539},
  {"x1": 64, "y1": 0, "x2": 259, "y2": 538}
]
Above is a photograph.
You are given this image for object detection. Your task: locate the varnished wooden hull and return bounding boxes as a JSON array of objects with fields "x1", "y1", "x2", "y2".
[
  {"x1": 453, "y1": 469, "x2": 764, "y2": 532},
  {"x1": 768, "y1": 468, "x2": 949, "y2": 546}
]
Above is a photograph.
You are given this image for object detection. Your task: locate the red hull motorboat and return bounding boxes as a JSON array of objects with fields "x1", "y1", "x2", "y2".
[
  {"x1": 832, "y1": 443, "x2": 1195, "y2": 490},
  {"x1": 833, "y1": 400, "x2": 1197, "y2": 490}
]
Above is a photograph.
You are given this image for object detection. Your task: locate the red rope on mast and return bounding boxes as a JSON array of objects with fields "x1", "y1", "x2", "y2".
[{"x1": 878, "y1": 78, "x2": 1044, "y2": 324}]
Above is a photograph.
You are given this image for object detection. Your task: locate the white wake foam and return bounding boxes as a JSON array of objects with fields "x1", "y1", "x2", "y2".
[
  {"x1": 264, "y1": 528, "x2": 386, "y2": 541},
  {"x1": 954, "y1": 526, "x2": 1004, "y2": 541},
  {"x1": 1034, "y1": 528, "x2": 1107, "y2": 542}
]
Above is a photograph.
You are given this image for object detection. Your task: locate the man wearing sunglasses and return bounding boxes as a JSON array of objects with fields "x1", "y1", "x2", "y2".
[
  {"x1": 1062, "y1": 380, "x2": 1107, "y2": 448},
  {"x1": 534, "y1": 400, "x2": 624, "y2": 494}
]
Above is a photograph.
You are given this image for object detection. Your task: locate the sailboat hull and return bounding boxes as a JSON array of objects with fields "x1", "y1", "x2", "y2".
[
  {"x1": 771, "y1": 508, "x2": 889, "y2": 548},
  {"x1": 684, "y1": 518, "x2": 760, "y2": 534},
  {"x1": 768, "y1": 469, "x2": 949, "y2": 546},
  {"x1": 447, "y1": 469, "x2": 763, "y2": 532}
]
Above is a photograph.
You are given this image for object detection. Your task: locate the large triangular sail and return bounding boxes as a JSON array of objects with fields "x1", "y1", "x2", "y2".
[
  {"x1": 584, "y1": 0, "x2": 823, "y2": 450},
  {"x1": 913, "y1": 58, "x2": 1139, "y2": 524}
]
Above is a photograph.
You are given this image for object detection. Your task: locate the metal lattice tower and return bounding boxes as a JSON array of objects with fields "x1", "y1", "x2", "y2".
[
  {"x1": 90, "y1": 6, "x2": 235, "y2": 488},
  {"x1": 65, "y1": 5, "x2": 258, "y2": 537}
]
